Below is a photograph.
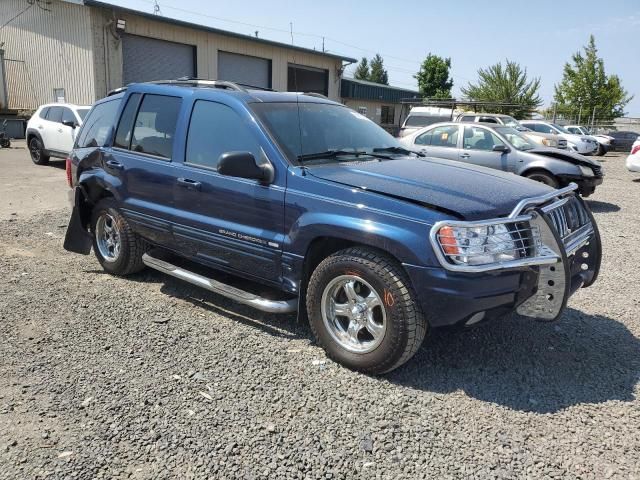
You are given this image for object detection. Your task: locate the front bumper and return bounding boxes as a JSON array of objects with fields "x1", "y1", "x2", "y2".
[
  {"x1": 560, "y1": 175, "x2": 603, "y2": 196},
  {"x1": 626, "y1": 155, "x2": 640, "y2": 173},
  {"x1": 414, "y1": 186, "x2": 601, "y2": 327},
  {"x1": 405, "y1": 230, "x2": 599, "y2": 328}
]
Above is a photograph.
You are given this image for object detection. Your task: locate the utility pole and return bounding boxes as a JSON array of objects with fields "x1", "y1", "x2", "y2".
[
  {"x1": 552, "y1": 103, "x2": 557, "y2": 123},
  {"x1": 577, "y1": 98, "x2": 582, "y2": 125},
  {"x1": 322, "y1": 37, "x2": 325, "y2": 53}
]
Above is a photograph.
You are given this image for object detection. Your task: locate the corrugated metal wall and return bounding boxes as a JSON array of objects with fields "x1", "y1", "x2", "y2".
[
  {"x1": 0, "y1": 0, "x2": 95, "y2": 110},
  {"x1": 90, "y1": 7, "x2": 344, "y2": 101}
]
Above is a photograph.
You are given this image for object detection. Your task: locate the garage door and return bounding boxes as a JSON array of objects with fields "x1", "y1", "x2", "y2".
[
  {"x1": 218, "y1": 51, "x2": 271, "y2": 89},
  {"x1": 122, "y1": 34, "x2": 196, "y2": 85}
]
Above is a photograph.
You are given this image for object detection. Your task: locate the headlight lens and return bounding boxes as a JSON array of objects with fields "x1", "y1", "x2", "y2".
[
  {"x1": 541, "y1": 138, "x2": 551, "y2": 146},
  {"x1": 579, "y1": 165, "x2": 594, "y2": 177},
  {"x1": 437, "y1": 224, "x2": 519, "y2": 265}
]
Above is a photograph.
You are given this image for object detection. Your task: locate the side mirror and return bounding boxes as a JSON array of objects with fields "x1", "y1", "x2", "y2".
[
  {"x1": 217, "y1": 151, "x2": 274, "y2": 184},
  {"x1": 493, "y1": 144, "x2": 510, "y2": 153},
  {"x1": 62, "y1": 119, "x2": 77, "y2": 128}
]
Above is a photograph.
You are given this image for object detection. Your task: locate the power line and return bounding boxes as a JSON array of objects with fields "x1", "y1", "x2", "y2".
[{"x1": 0, "y1": 1, "x2": 35, "y2": 31}]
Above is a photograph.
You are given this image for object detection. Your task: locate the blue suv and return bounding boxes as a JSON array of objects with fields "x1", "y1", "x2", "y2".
[{"x1": 64, "y1": 80, "x2": 601, "y2": 374}]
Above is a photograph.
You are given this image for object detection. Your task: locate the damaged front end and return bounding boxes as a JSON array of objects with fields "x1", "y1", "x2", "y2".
[{"x1": 430, "y1": 184, "x2": 601, "y2": 321}]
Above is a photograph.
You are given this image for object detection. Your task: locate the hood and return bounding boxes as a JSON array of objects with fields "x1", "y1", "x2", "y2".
[
  {"x1": 307, "y1": 157, "x2": 552, "y2": 220},
  {"x1": 560, "y1": 133, "x2": 588, "y2": 144},
  {"x1": 527, "y1": 147, "x2": 602, "y2": 168}
]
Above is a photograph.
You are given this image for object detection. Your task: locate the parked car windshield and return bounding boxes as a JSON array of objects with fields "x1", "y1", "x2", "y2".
[
  {"x1": 252, "y1": 102, "x2": 402, "y2": 164},
  {"x1": 551, "y1": 123, "x2": 571, "y2": 134},
  {"x1": 500, "y1": 116, "x2": 521, "y2": 128},
  {"x1": 494, "y1": 127, "x2": 536, "y2": 151},
  {"x1": 76, "y1": 108, "x2": 90, "y2": 121}
]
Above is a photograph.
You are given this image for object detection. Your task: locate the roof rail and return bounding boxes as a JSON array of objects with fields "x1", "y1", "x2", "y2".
[
  {"x1": 148, "y1": 77, "x2": 249, "y2": 92},
  {"x1": 303, "y1": 92, "x2": 328, "y2": 99},
  {"x1": 107, "y1": 86, "x2": 128, "y2": 96}
]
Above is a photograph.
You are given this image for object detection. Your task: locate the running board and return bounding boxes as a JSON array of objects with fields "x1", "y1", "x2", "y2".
[{"x1": 142, "y1": 253, "x2": 297, "y2": 314}]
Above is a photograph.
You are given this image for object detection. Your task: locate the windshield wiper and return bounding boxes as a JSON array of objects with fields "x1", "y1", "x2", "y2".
[
  {"x1": 297, "y1": 149, "x2": 368, "y2": 162},
  {"x1": 373, "y1": 146, "x2": 425, "y2": 157}
]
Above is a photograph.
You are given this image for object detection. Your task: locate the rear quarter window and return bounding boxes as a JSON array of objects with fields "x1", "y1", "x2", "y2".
[{"x1": 75, "y1": 99, "x2": 120, "y2": 148}]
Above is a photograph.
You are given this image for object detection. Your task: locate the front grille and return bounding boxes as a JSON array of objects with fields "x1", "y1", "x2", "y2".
[
  {"x1": 557, "y1": 139, "x2": 568, "y2": 149},
  {"x1": 542, "y1": 195, "x2": 593, "y2": 255},
  {"x1": 591, "y1": 164, "x2": 603, "y2": 177}
]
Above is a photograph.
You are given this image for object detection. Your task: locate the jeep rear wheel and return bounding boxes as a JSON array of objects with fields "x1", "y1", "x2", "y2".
[
  {"x1": 306, "y1": 247, "x2": 427, "y2": 374},
  {"x1": 90, "y1": 199, "x2": 148, "y2": 276},
  {"x1": 29, "y1": 137, "x2": 49, "y2": 165}
]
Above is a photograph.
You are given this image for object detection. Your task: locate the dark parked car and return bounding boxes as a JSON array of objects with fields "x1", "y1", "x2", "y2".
[
  {"x1": 64, "y1": 80, "x2": 602, "y2": 374},
  {"x1": 607, "y1": 130, "x2": 639, "y2": 152}
]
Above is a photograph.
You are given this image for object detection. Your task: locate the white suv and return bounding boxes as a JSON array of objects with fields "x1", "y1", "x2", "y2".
[{"x1": 26, "y1": 103, "x2": 91, "y2": 165}]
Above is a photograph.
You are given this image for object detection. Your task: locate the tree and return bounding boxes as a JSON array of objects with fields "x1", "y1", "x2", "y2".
[
  {"x1": 461, "y1": 60, "x2": 542, "y2": 117},
  {"x1": 554, "y1": 35, "x2": 632, "y2": 122},
  {"x1": 354, "y1": 57, "x2": 370, "y2": 81},
  {"x1": 414, "y1": 54, "x2": 453, "y2": 99},
  {"x1": 369, "y1": 54, "x2": 389, "y2": 85}
]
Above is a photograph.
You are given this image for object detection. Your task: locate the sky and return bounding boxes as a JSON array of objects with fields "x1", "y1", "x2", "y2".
[{"x1": 109, "y1": 0, "x2": 640, "y2": 116}]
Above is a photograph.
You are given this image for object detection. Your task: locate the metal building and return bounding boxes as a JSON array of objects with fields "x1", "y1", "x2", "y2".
[
  {"x1": 0, "y1": 0, "x2": 356, "y2": 112},
  {"x1": 340, "y1": 77, "x2": 420, "y2": 134}
]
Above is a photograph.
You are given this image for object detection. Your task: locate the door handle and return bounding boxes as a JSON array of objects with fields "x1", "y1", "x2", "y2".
[
  {"x1": 37, "y1": 125, "x2": 44, "y2": 130},
  {"x1": 460, "y1": 153, "x2": 470, "y2": 158},
  {"x1": 105, "y1": 159, "x2": 124, "y2": 170},
  {"x1": 177, "y1": 177, "x2": 201, "y2": 190},
  {"x1": 57, "y1": 128, "x2": 63, "y2": 133}
]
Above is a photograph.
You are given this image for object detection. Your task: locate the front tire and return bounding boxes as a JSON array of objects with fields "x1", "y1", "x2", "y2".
[
  {"x1": 90, "y1": 199, "x2": 148, "y2": 276},
  {"x1": 306, "y1": 247, "x2": 427, "y2": 374},
  {"x1": 525, "y1": 171, "x2": 559, "y2": 189},
  {"x1": 28, "y1": 137, "x2": 49, "y2": 165}
]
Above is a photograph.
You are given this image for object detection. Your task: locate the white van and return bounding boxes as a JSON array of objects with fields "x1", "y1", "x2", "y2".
[{"x1": 398, "y1": 106, "x2": 456, "y2": 138}]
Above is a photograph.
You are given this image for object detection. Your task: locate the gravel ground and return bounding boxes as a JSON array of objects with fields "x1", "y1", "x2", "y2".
[{"x1": 0, "y1": 150, "x2": 639, "y2": 479}]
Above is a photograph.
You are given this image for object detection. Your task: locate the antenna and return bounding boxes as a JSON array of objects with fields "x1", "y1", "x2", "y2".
[{"x1": 153, "y1": 0, "x2": 161, "y2": 15}]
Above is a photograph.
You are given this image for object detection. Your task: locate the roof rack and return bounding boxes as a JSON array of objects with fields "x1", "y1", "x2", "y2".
[
  {"x1": 106, "y1": 78, "x2": 277, "y2": 97},
  {"x1": 148, "y1": 77, "x2": 248, "y2": 92}
]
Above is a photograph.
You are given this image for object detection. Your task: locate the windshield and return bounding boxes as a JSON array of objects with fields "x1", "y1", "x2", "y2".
[
  {"x1": 551, "y1": 123, "x2": 571, "y2": 134},
  {"x1": 404, "y1": 115, "x2": 449, "y2": 127},
  {"x1": 500, "y1": 116, "x2": 521, "y2": 128},
  {"x1": 251, "y1": 102, "x2": 402, "y2": 164},
  {"x1": 76, "y1": 108, "x2": 90, "y2": 121},
  {"x1": 495, "y1": 127, "x2": 536, "y2": 151}
]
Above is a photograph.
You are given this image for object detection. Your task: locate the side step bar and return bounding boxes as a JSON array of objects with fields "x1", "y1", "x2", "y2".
[{"x1": 142, "y1": 253, "x2": 297, "y2": 314}]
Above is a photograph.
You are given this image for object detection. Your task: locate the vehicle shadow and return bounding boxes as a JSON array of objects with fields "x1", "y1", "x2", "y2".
[
  {"x1": 127, "y1": 268, "x2": 304, "y2": 340},
  {"x1": 586, "y1": 199, "x2": 621, "y2": 213},
  {"x1": 387, "y1": 308, "x2": 640, "y2": 414},
  {"x1": 111, "y1": 269, "x2": 639, "y2": 414}
]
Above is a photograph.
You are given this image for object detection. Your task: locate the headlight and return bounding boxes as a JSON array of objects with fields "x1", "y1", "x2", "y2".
[
  {"x1": 437, "y1": 224, "x2": 518, "y2": 265},
  {"x1": 579, "y1": 165, "x2": 594, "y2": 177},
  {"x1": 541, "y1": 138, "x2": 552, "y2": 146}
]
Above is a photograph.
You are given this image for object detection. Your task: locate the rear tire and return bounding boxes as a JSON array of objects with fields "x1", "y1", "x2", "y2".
[
  {"x1": 90, "y1": 198, "x2": 148, "y2": 276},
  {"x1": 306, "y1": 247, "x2": 427, "y2": 374},
  {"x1": 28, "y1": 137, "x2": 49, "y2": 165},
  {"x1": 525, "y1": 171, "x2": 559, "y2": 189}
]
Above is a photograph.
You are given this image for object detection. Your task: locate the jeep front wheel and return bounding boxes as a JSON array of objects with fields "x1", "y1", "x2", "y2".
[
  {"x1": 306, "y1": 247, "x2": 427, "y2": 374},
  {"x1": 90, "y1": 199, "x2": 148, "y2": 276}
]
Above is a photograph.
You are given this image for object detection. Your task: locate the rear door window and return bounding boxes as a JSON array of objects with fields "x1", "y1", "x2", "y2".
[
  {"x1": 47, "y1": 106, "x2": 63, "y2": 123},
  {"x1": 130, "y1": 94, "x2": 182, "y2": 160},
  {"x1": 429, "y1": 125, "x2": 459, "y2": 148},
  {"x1": 460, "y1": 115, "x2": 475, "y2": 122},
  {"x1": 415, "y1": 130, "x2": 433, "y2": 145},
  {"x1": 114, "y1": 93, "x2": 142, "y2": 150},
  {"x1": 76, "y1": 99, "x2": 120, "y2": 148},
  {"x1": 39, "y1": 107, "x2": 50, "y2": 119}
]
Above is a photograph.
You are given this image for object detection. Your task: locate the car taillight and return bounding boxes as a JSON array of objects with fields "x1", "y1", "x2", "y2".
[
  {"x1": 65, "y1": 157, "x2": 73, "y2": 188},
  {"x1": 632, "y1": 145, "x2": 640, "y2": 155}
]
